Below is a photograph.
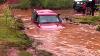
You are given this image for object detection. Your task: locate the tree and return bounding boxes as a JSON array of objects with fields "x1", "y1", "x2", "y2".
[
  {"x1": 0, "y1": 0, "x2": 6, "y2": 4},
  {"x1": 30, "y1": 0, "x2": 41, "y2": 7},
  {"x1": 19, "y1": 0, "x2": 31, "y2": 9}
]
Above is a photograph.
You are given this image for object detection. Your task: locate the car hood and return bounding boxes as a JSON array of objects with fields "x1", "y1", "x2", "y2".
[{"x1": 38, "y1": 23, "x2": 64, "y2": 30}]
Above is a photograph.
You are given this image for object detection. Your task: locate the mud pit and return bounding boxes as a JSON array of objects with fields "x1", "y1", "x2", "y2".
[{"x1": 13, "y1": 9, "x2": 100, "y2": 56}]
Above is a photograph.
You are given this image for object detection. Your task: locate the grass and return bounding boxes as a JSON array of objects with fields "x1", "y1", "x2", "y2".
[
  {"x1": 0, "y1": 17, "x2": 32, "y2": 48},
  {"x1": 0, "y1": 6, "x2": 33, "y2": 55},
  {"x1": 0, "y1": 7, "x2": 32, "y2": 48},
  {"x1": 75, "y1": 16, "x2": 100, "y2": 25}
]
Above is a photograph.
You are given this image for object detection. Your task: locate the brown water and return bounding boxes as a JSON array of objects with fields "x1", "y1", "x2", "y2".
[
  {"x1": 13, "y1": 9, "x2": 100, "y2": 56},
  {"x1": 25, "y1": 24, "x2": 100, "y2": 56}
]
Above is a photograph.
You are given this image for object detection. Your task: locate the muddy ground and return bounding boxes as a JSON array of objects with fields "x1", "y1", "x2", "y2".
[{"x1": 11, "y1": 9, "x2": 100, "y2": 56}]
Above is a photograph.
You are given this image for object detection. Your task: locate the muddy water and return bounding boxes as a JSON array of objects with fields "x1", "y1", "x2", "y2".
[
  {"x1": 13, "y1": 9, "x2": 100, "y2": 56},
  {"x1": 25, "y1": 24, "x2": 100, "y2": 56}
]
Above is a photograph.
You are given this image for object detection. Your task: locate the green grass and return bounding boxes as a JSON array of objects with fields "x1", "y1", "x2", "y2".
[
  {"x1": 0, "y1": 16, "x2": 32, "y2": 48},
  {"x1": 0, "y1": 7, "x2": 32, "y2": 48},
  {"x1": 76, "y1": 16, "x2": 100, "y2": 25},
  {"x1": 0, "y1": 6, "x2": 33, "y2": 56}
]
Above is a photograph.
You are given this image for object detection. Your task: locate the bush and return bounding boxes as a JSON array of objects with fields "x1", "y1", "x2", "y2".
[
  {"x1": 19, "y1": 0, "x2": 31, "y2": 9},
  {"x1": 0, "y1": 0, "x2": 5, "y2": 4},
  {"x1": 0, "y1": 6, "x2": 32, "y2": 48},
  {"x1": 10, "y1": 0, "x2": 73, "y2": 9},
  {"x1": 40, "y1": 0, "x2": 73, "y2": 9},
  {"x1": 0, "y1": 16, "x2": 32, "y2": 47},
  {"x1": 30, "y1": 0, "x2": 73, "y2": 9},
  {"x1": 30, "y1": 0, "x2": 41, "y2": 7},
  {"x1": 15, "y1": 19, "x2": 25, "y2": 30}
]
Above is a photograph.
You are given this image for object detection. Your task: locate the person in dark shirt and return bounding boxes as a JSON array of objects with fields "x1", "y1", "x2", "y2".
[
  {"x1": 85, "y1": 0, "x2": 91, "y2": 15},
  {"x1": 86, "y1": 0, "x2": 96, "y2": 16},
  {"x1": 82, "y1": 2, "x2": 86, "y2": 15},
  {"x1": 90, "y1": 0, "x2": 96, "y2": 16}
]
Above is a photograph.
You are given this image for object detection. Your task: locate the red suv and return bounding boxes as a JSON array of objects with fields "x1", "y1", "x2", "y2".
[{"x1": 32, "y1": 9, "x2": 64, "y2": 30}]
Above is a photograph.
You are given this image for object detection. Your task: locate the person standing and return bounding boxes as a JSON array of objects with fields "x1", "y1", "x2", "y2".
[
  {"x1": 82, "y1": 2, "x2": 86, "y2": 15},
  {"x1": 86, "y1": 0, "x2": 91, "y2": 15},
  {"x1": 90, "y1": 0, "x2": 96, "y2": 16}
]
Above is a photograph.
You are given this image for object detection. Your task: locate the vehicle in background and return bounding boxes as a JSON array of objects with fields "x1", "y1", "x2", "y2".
[
  {"x1": 31, "y1": 9, "x2": 64, "y2": 30},
  {"x1": 95, "y1": 0, "x2": 100, "y2": 10},
  {"x1": 73, "y1": 0, "x2": 99, "y2": 12}
]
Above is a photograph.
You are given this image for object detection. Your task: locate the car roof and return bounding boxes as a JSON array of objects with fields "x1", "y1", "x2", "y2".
[{"x1": 34, "y1": 9, "x2": 58, "y2": 15}]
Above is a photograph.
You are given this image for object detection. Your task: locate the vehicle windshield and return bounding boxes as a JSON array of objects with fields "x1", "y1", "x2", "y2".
[{"x1": 38, "y1": 16, "x2": 61, "y2": 23}]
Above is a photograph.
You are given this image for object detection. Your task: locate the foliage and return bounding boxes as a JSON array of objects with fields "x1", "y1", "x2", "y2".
[
  {"x1": 19, "y1": 0, "x2": 31, "y2": 9},
  {"x1": 11, "y1": 0, "x2": 73, "y2": 9},
  {"x1": 15, "y1": 19, "x2": 25, "y2": 30},
  {"x1": 0, "y1": 0, "x2": 5, "y2": 4},
  {"x1": 40, "y1": 0, "x2": 73, "y2": 9},
  {"x1": 30, "y1": 0, "x2": 41, "y2": 7},
  {"x1": 0, "y1": 6, "x2": 32, "y2": 48}
]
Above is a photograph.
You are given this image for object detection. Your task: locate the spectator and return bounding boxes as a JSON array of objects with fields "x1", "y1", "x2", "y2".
[
  {"x1": 90, "y1": 0, "x2": 96, "y2": 16},
  {"x1": 82, "y1": 2, "x2": 86, "y2": 15},
  {"x1": 73, "y1": 1, "x2": 77, "y2": 10}
]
